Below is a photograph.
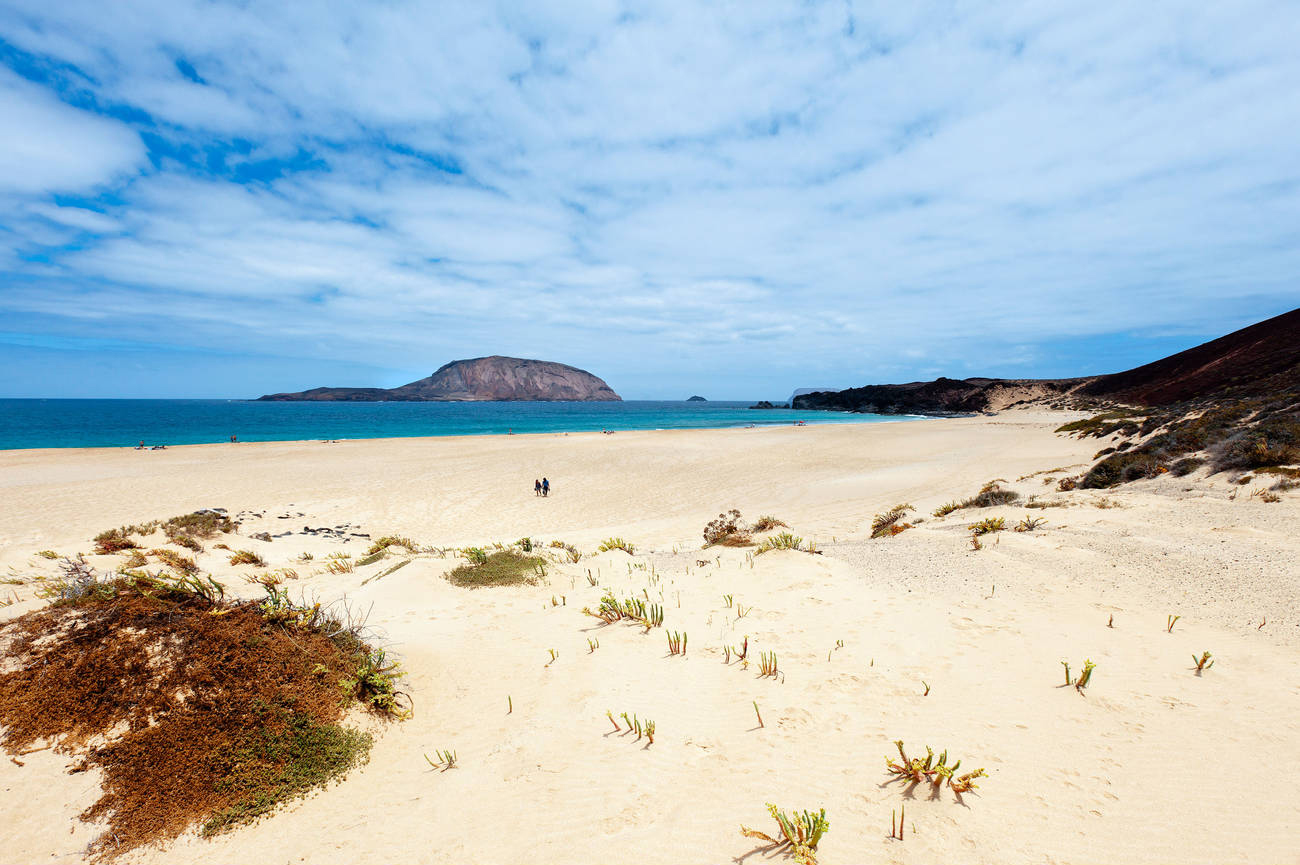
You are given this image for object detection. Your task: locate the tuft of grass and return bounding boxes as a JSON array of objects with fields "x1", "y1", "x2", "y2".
[
  {"x1": 447, "y1": 550, "x2": 545, "y2": 588},
  {"x1": 367, "y1": 536, "x2": 416, "y2": 556},
  {"x1": 323, "y1": 553, "x2": 354, "y2": 574},
  {"x1": 932, "y1": 501, "x2": 960, "y2": 517},
  {"x1": 229, "y1": 549, "x2": 266, "y2": 567},
  {"x1": 755, "y1": 532, "x2": 807, "y2": 554},
  {"x1": 740, "y1": 803, "x2": 829, "y2": 865},
  {"x1": 871, "y1": 504, "x2": 915, "y2": 539},
  {"x1": 667, "y1": 630, "x2": 688, "y2": 655},
  {"x1": 424, "y1": 749, "x2": 458, "y2": 770},
  {"x1": 968, "y1": 517, "x2": 1005, "y2": 536},
  {"x1": 597, "y1": 537, "x2": 636, "y2": 554},
  {"x1": 36, "y1": 549, "x2": 59, "y2": 560},
  {"x1": 150, "y1": 548, "x2": 200, "y2": 575},
  {"x1": 758, "y1": 651, "x2": 778, "y2": 678},
  {"x1": 1167, "y1": 614, "x2": 1180, "y2": 633},
  {"x1": 94, "y1": 527, "x2": 139, "y2": 554},
  {"x1": 751, "y1": 515, "x2": 788, "y2": 532},
  {"x1": 1013, "y1": 515, "x2": 1047, "y2": 532}
]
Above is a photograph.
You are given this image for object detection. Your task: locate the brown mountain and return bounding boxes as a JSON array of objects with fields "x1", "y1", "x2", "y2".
[
  {"x1": 793, "y1": 307, "x2": 1300, "y2": 414},
  {"x1": 1078, "y1": 307, "x2": 1300, "y2": 405},
  {"x1": 258, "y1": 356, "x2": 621, "y2": 402}
]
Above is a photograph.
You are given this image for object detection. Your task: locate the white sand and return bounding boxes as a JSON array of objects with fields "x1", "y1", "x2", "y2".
[{"x1": 1, "y1": 411, "x2": 1298, "y2": 863}]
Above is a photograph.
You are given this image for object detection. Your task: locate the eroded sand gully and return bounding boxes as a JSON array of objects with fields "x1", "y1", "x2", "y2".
[{"x1": 2, "y1": 410, "x2": 1297, "y2": 864}]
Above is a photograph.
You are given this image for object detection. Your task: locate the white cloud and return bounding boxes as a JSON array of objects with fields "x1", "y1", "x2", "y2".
[
  {"x1": 0, "y1": 67, "x2": 144, "y2": 193},
  {"x1": 0, "y1": 0, "x2": 1297, "y2": 396}
]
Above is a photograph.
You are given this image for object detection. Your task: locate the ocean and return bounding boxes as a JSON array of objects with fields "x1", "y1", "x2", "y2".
[{"x1": 0, "y1": 399, "x2": 915, "y2": 450}]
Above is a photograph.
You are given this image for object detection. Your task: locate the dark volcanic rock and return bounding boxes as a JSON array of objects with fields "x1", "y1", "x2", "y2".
[
  {"x1": 749, "y1": 400, "x2": 789, "y2": 409},
  {"x1": 793, "y1": 378, "x2": 1079, "y2": 415},
  {"x1": 687, "y1": 395, "x2": 707, "y2": 401},
  {"x1": 259, "y1": 356, "x2": 621, "y2": 402}
]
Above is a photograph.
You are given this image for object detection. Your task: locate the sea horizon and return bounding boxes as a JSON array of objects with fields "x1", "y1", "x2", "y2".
[{"x1": 0, "y1": 398, "x2": 919, "y2": 451}]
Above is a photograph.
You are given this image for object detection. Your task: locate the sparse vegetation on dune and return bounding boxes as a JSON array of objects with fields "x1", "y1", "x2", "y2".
[
  {"x1": 871, "y1": 504, "x2": 914, "y2": 538},
  {"x1": 933, "y1": 481, "x2": 1022, "y2": 518},
  {"x1": 740, "y1": 803, "x2": 829, "y2": 865},
  {"x1": 0, "y1": 563, "x2": 405, "y2": 855},
  {"x1": 229, "y1": 549, "x2": 266, "y2": 567},
  {"x1": 755, "y1": 532, "x2": 815, "y2": 554},
  {"x1": 886, "y1": 741, "x2": 986, "y2": 794},
  {"x1": 968, "y1": 517, "x2": 1005, "y2": 536},
  {"x1": 150, "y1": 548, "x2": 200, "y2": 575},
  {"x1": 704, "y1": 509, "x2": 753, "y2": 547},
  {"x1": 597, "y1": 537, "x2": 636, "y2": 554},
  {"x1": 366, "y1": 535, "x2": 417, "y2": 556},
  {"x1": 447, "y1": 550, "x2": 545, "y2": 588}
]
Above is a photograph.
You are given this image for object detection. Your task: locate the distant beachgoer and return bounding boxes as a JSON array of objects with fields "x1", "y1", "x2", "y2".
[
  {"x1": 136, "y1": 440, "x2": 145, "y2": 450},
  {"x1": 542, "y1": 477, "x2": 550, "y2": 497},
  {"x1": 534, "y1": 479, "x2": 542, "y2": 496},
  {"x1": 230, "y1": 434, "x2": 238, "y2": 443}
]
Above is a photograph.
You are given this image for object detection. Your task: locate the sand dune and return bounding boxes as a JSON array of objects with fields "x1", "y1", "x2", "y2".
[{"x1": 2, "y1": 411, "x2": 1297, "y2": 863}]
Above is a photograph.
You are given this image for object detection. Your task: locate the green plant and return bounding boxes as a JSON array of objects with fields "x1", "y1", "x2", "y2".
[
  {"x1": 1192, "y1": 651, "x2": 1214, "y2": 673},
  {"x1": 755, "y1": 532, "x2": 805, "y2": 554},
  {"x1": 448, "y1": 551, "x2": 545, "y2": 588},
  {"x1": 461, "y1": 547, "x2": 489, "y2": 565},
  {"x1": 1167, "y1": 614, "x2": 1180, "y2": 633},
  {"x1": 753, "y1": 700, "x2": 763, "y2": 728},
  {"x1": 424, "y1": 749, "x2": 458, "y2": 770},
  {"x1": 886, "y1": 741, "x2": 986, "y2": 793},
  {"x1": 723, "y1": 593, "x2": 734, "y2": 608},
  {"x1": 587, "y1": 637, "x2": 599, "y2": 653},
  {"x1": 515, "y1": 537, "x2": 534, "y2": 552},
  {"x1": 736, "y1": 603, "x2": 751, "y2": 618},
  {"x1": 644, "y1": 719, "x2": 655, "y2": 744},
  {"x1": 36, "y1": 549, "x2": 59, "y2": 559},
  {"x1": 932, "y1": 501, "x2": 960, "y2": 517},
  {"x1": 759, "y1": 651, "x2": 778, "y2": 678},
  {"x1": 94, "y1": 527, "x2": 139, "y2": 554},
  {"x1": 969, "y1": 534, "x2": 983, "y2": 551},
  {"x1": 890, "y1": 804, "x2": 905, "y2": 841},
  {"x1": 150, "y1": 548, "x2": 199, "y2": 575},
  {"x1": 968, "y1": 517, "x2": 1005, "y2": 535},
  {"x1": 871, "y1": 504, "x2": 915, "y2": 538},
  {"x1": 1014, "y1": 515, "x2": 1047, "y2": 532},
  {"x1": 740, "y1": 804, "x2": 829, "y2": 865},
  {"x1": 546, "y1": 649, "x2": 559, "y2": 665},
  {"x1": 827, "y1": 639, "x2": 844, "y2": 662},
  {"x1": 597, "y1": 537, "x2": 636, "y2": 554},
  {"x1": 229, "y1": 549, "x2": 266, "y2": 567},
  {"x1": 667, "y1": 630, "x2": 688, "y2": 655},
  {"x1": 1061, "y1": 659, "x2": 1096, "y2": 691},
  {"x1": 339, "y1": 648, "x2": 410, "y2": 718}
]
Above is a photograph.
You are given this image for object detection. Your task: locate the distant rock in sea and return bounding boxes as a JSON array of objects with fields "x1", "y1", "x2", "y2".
[
  {"x1": 258, "y1": 356, "x2": 622, "y2": 402},
  {"x1": 686, "y1": 395, "x2": 707, "y2": 401},
  {"x1": 749, "y1": 400, "x2": 789, "y2": 409}
]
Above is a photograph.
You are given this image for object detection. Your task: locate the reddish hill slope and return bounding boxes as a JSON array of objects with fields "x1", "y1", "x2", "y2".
[{"x1": 1080, "y1": 307, "x2": 1300, "y2": 405}]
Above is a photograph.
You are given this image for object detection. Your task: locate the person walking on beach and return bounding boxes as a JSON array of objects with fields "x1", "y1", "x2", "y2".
[
  {"x1": 542, "y1": 477, "x2": 550, "y2": 497},
  {"x1": 534, "y1": 479, "x2": 542, "y2": 497}
]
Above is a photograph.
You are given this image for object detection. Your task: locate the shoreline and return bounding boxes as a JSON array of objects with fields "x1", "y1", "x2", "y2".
[
  {"x1": 2, "y1": 409, "x2": 1298, "y2": 864},
  {"x1": 0, "y1": 413, "x2": 935, "y2": 455}
]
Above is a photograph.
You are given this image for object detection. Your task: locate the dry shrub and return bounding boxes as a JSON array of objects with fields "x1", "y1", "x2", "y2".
[
  {"x1": 0, "y1": 578, "x2": 396, "y2": 855},
  {"x1": 870, "y1": 504, "x2": 914, "y2": 539},
  {"x1": 93, "y1": 528, "x2": 138, "y2": 554},
  {"x1": 703, "y1": 509, "x2": 752, "y2": 547},
  {"x1": 150, "y1": 548, "x2": 199, "y2": 575}
]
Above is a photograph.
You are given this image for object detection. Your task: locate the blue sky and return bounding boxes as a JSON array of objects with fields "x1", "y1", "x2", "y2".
[{"x1": 0, "y1": 1, "x2": 1297, "y2": 400}]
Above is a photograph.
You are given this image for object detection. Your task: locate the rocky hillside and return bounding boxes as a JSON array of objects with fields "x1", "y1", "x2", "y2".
[
  {"x1": 259, "y1": 356, "x2": 621, "y2": 402},
  {"x1": 793, "y1": 307, "x2": 1298, "y2": 415}
]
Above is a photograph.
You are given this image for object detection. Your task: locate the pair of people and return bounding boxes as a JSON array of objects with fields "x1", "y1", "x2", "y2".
[{"x1": 533, "y1": 477, "x2": 551, "y2": 497}]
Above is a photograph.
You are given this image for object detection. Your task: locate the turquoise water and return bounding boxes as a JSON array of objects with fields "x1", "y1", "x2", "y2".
[{"x1": 0, "y1": 399, "x2": 913, "y2": 450}]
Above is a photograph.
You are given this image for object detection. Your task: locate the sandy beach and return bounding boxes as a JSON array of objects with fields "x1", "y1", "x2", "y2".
[{"x1": 2, "y1": 410, "x2": 1298, "y2": 864}]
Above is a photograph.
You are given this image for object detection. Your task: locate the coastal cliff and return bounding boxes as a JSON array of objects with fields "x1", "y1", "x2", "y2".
[
  {"x1": 793, "y1": 307, "x2": 1299, "y2": 415},
  {"x1": 259, "y1": 356, "x2": 621, "y2": 402}
]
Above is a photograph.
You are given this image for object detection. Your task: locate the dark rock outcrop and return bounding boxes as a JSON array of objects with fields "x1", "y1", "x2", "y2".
[
  {"x1": 259, "y1": 356, "x2": 621, "y2": 402},
  {"x1": 687, "y1": 395, "x2": 707, "y2": 402},
  {"x1": 793, "y1": 307, "x2": 1299, "y2": 415},
  {"x1": 749, "y1": 401, "x2": 789, "y2": 409}
]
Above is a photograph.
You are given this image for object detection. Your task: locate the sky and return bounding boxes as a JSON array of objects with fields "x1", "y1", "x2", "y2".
[{"x1": 0, "y1": 1, "x2": 1297, "y2": 400}]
